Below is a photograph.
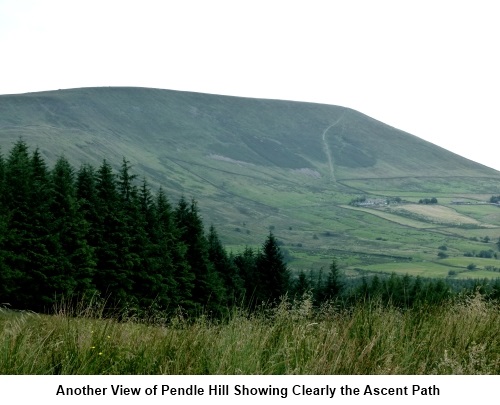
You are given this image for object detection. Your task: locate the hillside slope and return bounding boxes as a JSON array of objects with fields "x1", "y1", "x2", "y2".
[{"x1": 1, "y1": 87, "x2": 500, "y2": 274}]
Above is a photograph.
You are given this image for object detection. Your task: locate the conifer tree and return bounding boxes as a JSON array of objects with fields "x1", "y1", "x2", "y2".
[
  {"x1": 207, "y1": 225, "x2": 244, "y2": 306},
  {"x1": 400, "y1": 273, "x2": 412, "y2": 308},
  {"x1": 428, "y1": 279, "x2": 450, "y2": 305},
  {"x1": 255, "y1": 232, "x2": 290, "y2": 305},
  {"x1": 4, "y1": 139, "x2": 31, "y2": 214},
  {"x1": 131, "y1": 180, "x2": 177, "y2": 312},
  {"x1": 0, "y1": 148, "x2": 5, "y2": 206},
  {"x1": 155, "y1": 189, "x2": 193, "y2": 311},
  {"x1": 174, "y1": 197, "x2": 225, "y2": 315},
  {"x1": 93, "y1": 160, "x2": 134, "y2": 307},
  {"x1": 3, "y1": 140, "x2": 54, "y2": 310},
  {"x1": 76, "y1": 164, "x2": 99, "y2": 218},
  {"x1": 410, "y1": 276, "x2": 424, "y2": 305},
  {"x1": 0, "y1": 149, "x2": 7, "y2": 300},
  {"x1": 50, "y1": 156, "x2": 96, "y2": 302},
  {"x1": 320, "y1": 258, "x2": 344, "y2": 301},
  {"x1": 293, "y1": 270, "x2": 310, "y2": 299},
  {"x1": 383, "y1": 273, "x2": 400, "y2": 304},
  {"x1": 117, "y1": 158, "x2": 137, "y2": 204},
  {"x1": 312, "y1": 267, "x2": 324, "y2": 305},
  {"x1": 233, "y1": 246, "x2": 259, "y2": 307},
  {"x1": 117, "y1": 158, "x2": 146, "y2": 309},
  {"x1": 370, "y1": 275, "x2": 382, "y2": 299},
  {"x1": 1, "y1": 141, "x2": 29, "y2": 307},
  {"x1": 76, "y1": 164, "x2": 101, "y2": 259},
  {"x1": 357, "y1": 276, "x2": 370, "y2": 300},
  {"x1": 135, "y1": 179, "x2": 164, "y2": 309}
]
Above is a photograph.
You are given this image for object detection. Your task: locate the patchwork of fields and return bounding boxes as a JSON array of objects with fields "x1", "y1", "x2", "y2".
[{"x1": 340, "y1": 201, "x2": 500, "y2": 279}]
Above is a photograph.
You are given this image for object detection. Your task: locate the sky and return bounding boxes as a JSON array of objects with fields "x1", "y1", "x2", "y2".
[{"x1": 1, "y1": 0, "x2": 499, "y2": 171}]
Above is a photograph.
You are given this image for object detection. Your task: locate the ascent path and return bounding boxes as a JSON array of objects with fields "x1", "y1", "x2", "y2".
[{"x1": 321, "y1": 115, "x2": 343, "y2": 182}]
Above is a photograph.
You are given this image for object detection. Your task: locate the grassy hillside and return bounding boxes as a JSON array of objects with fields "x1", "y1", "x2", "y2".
[{"x1": 2, "y1": 87, "x2": 500, "y2": 277}]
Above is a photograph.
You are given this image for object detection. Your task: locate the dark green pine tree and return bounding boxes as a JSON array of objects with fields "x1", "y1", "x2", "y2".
[
  {"x1": 135, "y1": 179, "x2": 166, "y2": 310},
  {"x1": 255, "y1": 232, "x2": 290, "y2": 305},
  {"x1": 428, "y1": 279, "x2": 451, "y2": 305},
  {"x1": 399, "y1": 273, "x2": 413, "y2": 308},
  {"x1": 155, "y1": 189, "x2": 193, "y2": 311},
  {"x1": 132, "y1": 179, "x2": 177, "y2": 312},
  {"x1": 357, "y1": 276, "x2": 370, "y2": 301},
  {"x1": 293, "y1": 270, "x2": 311, "y2": 299},
  {"x1": 0, "y1": 211, "x2": 7, "y2": 295},
  {"x1": 50, "y1": 156, "x2": 96, "y2": 303},
  {"x1": 116, "y1": 158, "x2": 146, "y2": 310},
  {"x1": 93, "y1": 160, "x2": 134, "y2": 308},
  {"x1": 232, "y1": 246, "x2": 259, "y2": 307},
  {"x1": 117, "y1": 158, "x2": 137, "y2": 204},
  {"x1": 2, "y1": 142, "x2": 59, "y2": 310},
  {"x1": 76, "y1": 164, "x2": 98, "y2": 211},
  {"x1": 207, "y1": 225, "x2": 244, "y2": 306},
  {"x1": 76, "y1": 163, "x2": 102, "y2": 245},
  {"x1": 489, "y1": 278, "x2": 500, "y2": 301},
  {"x1": 312, "y1": 267, "x2": 324, "y2": 305},
  {"x1": 382, "y1": 273, "x2": 400, "y2": 305},
  {"x1": 28, "y1": 148, "x2": 62, "y2": 310},
  {"x1": 1, "y1": 140, "x2": 32, "y2": 308},
  {"x1": 410, "y1": 276, "x2": 424, "y2": 306},
  {"x1": 320, "y1": 258, "x2": 344, "y2": 302},
  {"x1": 0, "y1": 147, "x2": 5, "y2": 204},
  {"x1": 0, "y1": 148, "x2": 8, "y2": 303},
  {"x1": 138, "y1": 179, "x2": 156, "y2": 229},
  {"x1": 174, "y1": 197, "x2": 226, "y2": 316},
  {"x1": 369, "y1": 274, "x2": 382, "y2": 299}
]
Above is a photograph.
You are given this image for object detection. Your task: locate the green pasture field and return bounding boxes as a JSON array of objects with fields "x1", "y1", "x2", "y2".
[
  {"x1": 454, "y1": 271, "x2": 500, "y2": 280},
  {"x1": 438, "y1": 257, "x2": 500, "y2": 269},
  {"x1": 436, "y1": 227, "x2": 500, "y2": 241},
  {"x1": 449, "y1": 204, "x2": 500, "y2": 225},
  {"x1": 351, "y1": 261, "x2": 453, "y2": 278},
  {"x1": 354, "y1": 258, "x2": 500, "y2": 280},
  {"x1": 339, "y1": 205, "x2": 434, "y2": 228}
]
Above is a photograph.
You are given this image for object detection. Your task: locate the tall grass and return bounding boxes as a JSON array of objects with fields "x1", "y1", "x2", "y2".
[{"x1": 1, "y1": 293, "x2": 499, "y2": 374}]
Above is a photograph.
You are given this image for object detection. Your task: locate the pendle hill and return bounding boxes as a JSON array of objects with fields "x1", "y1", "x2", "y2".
[{"x1": 1, "y1": 87, "x2": 500, "y2": 278}]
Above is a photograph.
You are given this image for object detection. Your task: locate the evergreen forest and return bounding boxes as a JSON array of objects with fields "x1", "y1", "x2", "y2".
[
  {"x1": 0, "y1": 140, "x2": 294, "y2": 316},
  {"x1": 1, "y1": 140, "x2": 499, "y2": 319}
]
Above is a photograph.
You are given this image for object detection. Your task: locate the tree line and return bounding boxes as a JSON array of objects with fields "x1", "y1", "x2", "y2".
[
  {"x1": 1, "y1": 140, "x2": 499, "y2": 318},
  {"x1": 0, "y1": 140, "x2": 297, "y2": 316}
]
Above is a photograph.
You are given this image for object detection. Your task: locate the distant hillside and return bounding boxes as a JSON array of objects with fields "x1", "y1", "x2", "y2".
[
  {"x1": 2, "y1": 87, "x2": 500, "y2": 275},
  {"x1": 1, "y1": 87, "x2": 496, "y2": 175}
]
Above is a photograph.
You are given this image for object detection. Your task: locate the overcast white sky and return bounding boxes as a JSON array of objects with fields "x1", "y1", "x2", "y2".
[{"x1": 1, "y1": 0, "x2": 499, "y2": 170}]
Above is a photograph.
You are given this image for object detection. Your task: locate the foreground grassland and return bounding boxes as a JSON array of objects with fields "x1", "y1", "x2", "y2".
[{"x1": 2, "y1": 296, "x2": 499, "y2": 375}]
